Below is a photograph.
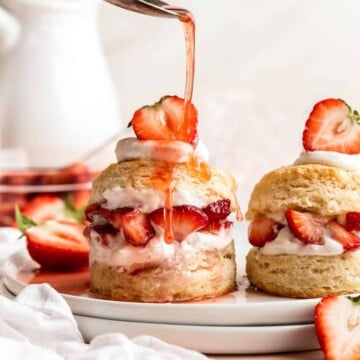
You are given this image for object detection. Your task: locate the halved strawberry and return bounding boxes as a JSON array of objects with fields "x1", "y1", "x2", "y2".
[
  {"x1": 21, "y1": 194, "x2": 68, "y2": 223},
  {"x1": 17, "y1": 194, "x2": 86, "y2": 226},
  {"x1": 121, "y1": 209, "x2": 154, "y2": 246},
  {"x1": 25, "y1": 220, "x2": 89, "y2": 270},
  {"x1": 201, "y1": 219, "x2": 232, "y2": 235},
  {"x1": 130, "y1": 96, "x2": 198, "y2": 146},
  {"x1": 345, "y1": 212, "x2": 360, "y2": 232},
  {"x1": 303, "y1": 98, "x2": 360, "y2": 154},
  {"x1": 286, "y1": 209, "x2": 325, "y2": 244},
  {"x1": 203, "y1": 199, "x2": 231, "y2": 220},
  {"x1": 149, "y1": 205, "x2": 208, "y2": 241},
  {"x1": 315, "y1": 295, "x2": 360, "y2": 360},
  {"x1": 327, "y1": 221, "x2": 360, "y2": 251},
  {"x1": 248, "y1": 217, "x2": 282, "y2": 247}
]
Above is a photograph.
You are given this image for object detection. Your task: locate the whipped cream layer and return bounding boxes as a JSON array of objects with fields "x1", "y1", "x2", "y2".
[
  {"x1": 259, "y1": 227, "x2": 344, "y2": 256},
  {"x1": 103, "y1": 187, "x2": 209, "y2": 212},
  {"x1": 294, "y1": 150, "x2": 360, "y2": 172},
  {"x1": 115, "y1": 137, "x2": 209, "y2": 163},
  {"x1": 89, "y1": 226, "x2": 232, "y2": 271}
]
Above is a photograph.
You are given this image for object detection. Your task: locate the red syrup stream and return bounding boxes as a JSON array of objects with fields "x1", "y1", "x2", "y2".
[
  {"x1": 150, "y1": 7, "x2": 197, "y2": 243},
  {"x1": 165, "y1": 7, "x2": 195, "y2": 106}
]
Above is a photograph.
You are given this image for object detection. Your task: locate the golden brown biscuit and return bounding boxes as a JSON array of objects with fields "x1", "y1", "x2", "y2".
[
  {"x1": 90, "y1": 241, "x2": 236, "y2": 302},
  {"x1": 88, "y1": 158, "x2": 240, "y2": 302},
  {"x1": 90, "y1": 159, "x2": 239, "y2": 213},
  {"x1": 246, "y1": 247, "x2": 360, "y2": 298},
  {"x1": 246, "y1": 164, "x2": 360, "y2": 220},
  {"x1": 245, "y1": 163, "x2": 360, "y2": 298}
]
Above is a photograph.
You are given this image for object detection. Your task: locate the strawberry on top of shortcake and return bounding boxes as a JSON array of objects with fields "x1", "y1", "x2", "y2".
[{"x1": 248, "y1": 98, "x2": 360, "y2": 254}]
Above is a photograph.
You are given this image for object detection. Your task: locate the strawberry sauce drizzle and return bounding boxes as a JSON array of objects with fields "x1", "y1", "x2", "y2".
[
  {"x1": 181, "y1": 12, "x2": 195, "y2": 107},
  {"x1": 166, "y1": 7, "x2": 195, "y2": 121},
  {"x1": 163, "y1": 183, "x2": 175, "y2": 243},
  {"x1": 188, "y1": 155, "x2": 211, "y2": 182},
  {"x1": 149, "y1": 7, "x2": 196, "y2": 244},
  {"x1": 149, "y1": 162, "x2": 176, "y2": 243}
]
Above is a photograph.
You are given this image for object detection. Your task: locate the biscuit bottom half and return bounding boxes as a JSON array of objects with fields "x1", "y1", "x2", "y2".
[
  {"x1": 246, "y1": 248, "x2": 360, "y2": 298},
  {"x1": 90, "y1": 241, "x2": 236, "y2": 302}
]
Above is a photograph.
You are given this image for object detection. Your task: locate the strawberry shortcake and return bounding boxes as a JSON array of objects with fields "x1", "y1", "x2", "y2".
[
  {"x1": 246, "y1": 98, "x2": 360, "y2": 298},
  {"x1": 84, "y1": 96, "x2": 241, "y2": 302}
]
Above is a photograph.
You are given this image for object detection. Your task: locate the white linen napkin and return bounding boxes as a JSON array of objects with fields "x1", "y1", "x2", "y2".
[
  {"x1": 0, "y1": 228, "x2": 207, "y2": 360},
  {"x1": 0, "y1": 283, "x2": 208, "y2": 360}
]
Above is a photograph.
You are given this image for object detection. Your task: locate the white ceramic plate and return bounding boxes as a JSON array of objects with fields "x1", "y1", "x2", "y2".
[
  {"x1": 1, "y1": 282, "x2": 319, "y2": 355},
  {"x1": 3, "y1": 249, "x2": 320, "y2": 326}
]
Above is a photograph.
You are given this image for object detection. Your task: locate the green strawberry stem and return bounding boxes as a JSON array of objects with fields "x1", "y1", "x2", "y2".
[
  {"x1": 342, "y1": 98, "x2": 360, "y2": 125},
  {"x1": 64, "y1": 195, "x2": 85, "y2": 224},
  {"x1": 14, "y1": 204, "x2": 37, "y2": 236}
]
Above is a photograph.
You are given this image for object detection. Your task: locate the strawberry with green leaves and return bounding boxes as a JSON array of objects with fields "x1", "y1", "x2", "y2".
[
  {"x1": 19, "y1": 194, "x2": 85, "y2": 225},
  {"x1": 303, "y1": 98, "x2": 360, "y2": 154},
  {"x1": 16, "y1": 206, "x2": 89, "y2": 270},
  {"x1": 315, "y1": 295, "x2": 360, "y2": 360}
]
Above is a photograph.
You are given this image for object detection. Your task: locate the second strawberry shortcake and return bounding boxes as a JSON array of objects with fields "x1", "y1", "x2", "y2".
[
  {"x1": 246, "y1": 98, "x2": 360, "y2": 298},
  {"x1": 85, "y1": 96, "x2": 241, "y2": 302}
]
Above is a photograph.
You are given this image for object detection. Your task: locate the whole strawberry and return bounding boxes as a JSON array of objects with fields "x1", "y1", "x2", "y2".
[{"x1": 315, "y1": 295, "x2": 360, "y2": 360}]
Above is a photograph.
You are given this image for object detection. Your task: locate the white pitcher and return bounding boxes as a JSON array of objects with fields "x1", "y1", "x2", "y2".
[{"x1": 0, "y1": 0, "x2": 122, "y2": 167}]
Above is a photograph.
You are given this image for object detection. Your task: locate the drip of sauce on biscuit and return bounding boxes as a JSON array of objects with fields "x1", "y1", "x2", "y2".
[{"x1": 150, "y1": 7, "x2": 198, "y2": 243}]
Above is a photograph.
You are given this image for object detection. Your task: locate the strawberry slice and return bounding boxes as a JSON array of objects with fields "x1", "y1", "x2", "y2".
[
  {"x1": 345, "y1": 212, "x2": 360, "y2": 232},
  {"x1": 315, "y1": 295, "x2": 360, "y2": 360},
  {"x1": 106, "y1": 207, "x2": 132, "y2": 230},
  {"x1": 149, "y1": 205, "x2": 208, "y2": 241},
  {"x1": 327, "y1": 221, "x2": 360, "y2": 251},
  {"x1": 303, "y1": 98, "x2": 360, "y2": 154},
  {"x1": 201, "y1": 219, "x2": 232, "y2": 235},
  {"x1": 121, "y1": 209, "x2": 154, "y2": 246},
  {"x1": 203, "y1": 199, "x2": 231, "y2": 220},
  {"x1": 85, "y1": 202, "x2": 111, "y2": 222},
  {"x1": 25, "y1": 220, "x2": 89, "y2": 270},
  {"x1": 248, "y1": 217, "x2": 282, "y2": 247},
  {"x1": 130, "y1": 96, "x2": 198, "y2": 146},
  {"x1": 85, "y1": 223, "x2": 120, "y2": 246},
  {"x1": 286, "y1": 209, "x2": 325, "y2": 244}
]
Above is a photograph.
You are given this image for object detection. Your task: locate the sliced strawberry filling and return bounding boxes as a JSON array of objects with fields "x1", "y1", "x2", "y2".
[
  {"x1": 85, "y1": 199, "x2": 233, "y2": 246},
  {"x1": 249, "y1": 210, "x2": 360, "y2": 251},
  {"x1": 149, "y1": 205, "x2": 208, "y2": 241},
  {"x1": 248, "y1": 217, "x2": 283, "y2": 247}
]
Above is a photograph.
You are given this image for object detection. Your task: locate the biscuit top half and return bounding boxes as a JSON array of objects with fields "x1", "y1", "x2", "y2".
[{"x1": 246, "y1": 164, "x2": 360, "y2": 219}]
